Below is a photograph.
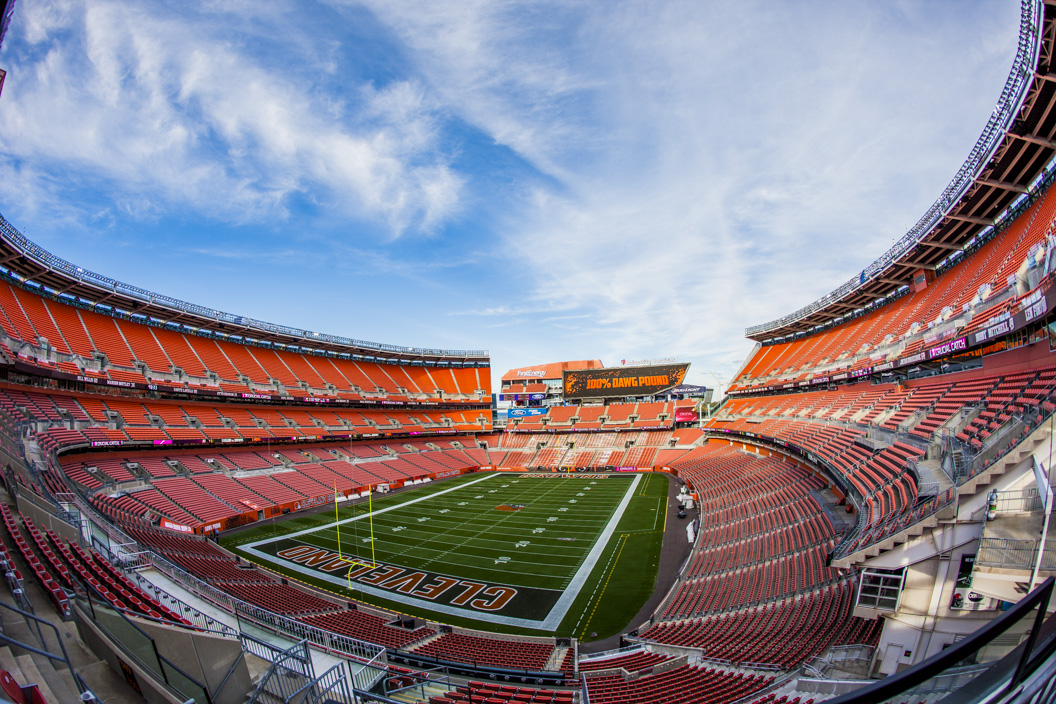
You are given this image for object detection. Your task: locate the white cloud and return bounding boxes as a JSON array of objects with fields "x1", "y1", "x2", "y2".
[
  {"x1": 0, "y1": 0, "x2": 463, "y2": 235},
  {"x1": 356, "y1": 1, "x2": 1019, "y2": 381}
]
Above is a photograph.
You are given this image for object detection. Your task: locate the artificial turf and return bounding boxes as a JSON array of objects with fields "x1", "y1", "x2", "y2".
[{"x1": 222, "y1": 470, "x2": 670, "y2": 640}]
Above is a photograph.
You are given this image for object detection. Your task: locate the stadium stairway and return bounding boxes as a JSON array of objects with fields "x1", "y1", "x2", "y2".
[
  {"x1": 958, "y1": 419, "x2": 1052, "y2": 496},
  {"x1": 0, "y1": 647, "x2": 66, "y2": 704},
  {"x1": 0, "y1": 546, "x2": 140, "y2": 702},
  {"x1": 913, "y1": 456, "x2": 953, "y2": 498}
]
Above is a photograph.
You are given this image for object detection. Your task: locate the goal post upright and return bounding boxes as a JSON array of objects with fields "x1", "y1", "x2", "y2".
[
  {"x1": 368, "y1": 484, "x2": 377, "y2": 568},
  {"x1": 334, "y1": 480, "x2": 342, "y2": 558}
]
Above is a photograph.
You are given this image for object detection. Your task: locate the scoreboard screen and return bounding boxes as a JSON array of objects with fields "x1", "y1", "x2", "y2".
[{"x1": 563, "y1": 363, "x2": 689, "y2": 399}]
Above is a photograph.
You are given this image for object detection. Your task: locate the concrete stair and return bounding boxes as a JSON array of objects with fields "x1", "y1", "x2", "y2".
[
  {"x1": 0, "y1": 496, "x2": 144, "y2": 703},
  {"x1": 16, "y1": 652, "x2": 75, "y2": 704}
]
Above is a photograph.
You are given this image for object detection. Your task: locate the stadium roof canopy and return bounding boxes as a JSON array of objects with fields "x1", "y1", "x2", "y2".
[
  {"x1": 748, "y1": 0, "x2": 1056, "y2": 343},
  {"x1": 0, "y1": 214, "x2": 490, "y2": 366}
]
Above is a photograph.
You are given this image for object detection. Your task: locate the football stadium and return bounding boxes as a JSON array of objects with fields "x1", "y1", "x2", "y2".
[{"x1": 0, "y1": 1, "x2": 1055, "y2": 703}]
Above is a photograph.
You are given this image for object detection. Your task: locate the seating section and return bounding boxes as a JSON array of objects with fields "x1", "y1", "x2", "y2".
[
  {"x1": 0, "y1": 282, "x2": 490, "y2": 403},
  {"x1": 410, "y1": 633, "x2": 555, "y2": 671},
  {"x1": 506, "y1": 402, "x2": 680, "y2": 433},
  {"x1": 0, "y1": 502, "x2": 190, "y2": 628},
  {"x1": 126, "y1": 525, "x2": 238, "y2": 560},
  {"x1": 39, "y1": 424, "x2": 697, "y2": 529},
  {"x1": 747, "y1": 695, "x2": 814, "y2": 704},
  {"x1": 299, "y1": 610, "x2": 436, "y2": 650},
  {"x1": 0, "y1": 505, "x2": 69, "y2": 615},
  {"x1": 429, "y1": 682, "x2": 574, "y2": 704},
  {"x1": 577, "y1": 650, "x2": 671, "y2": 672},
  {"x1": 44, "y1": 529, "x2": 193, "y2": 626},
  {"x1": 958, "y1": 370, "x2": 1056, "y2": 448},
  {"x1": 214, "y1": 582, "x2": 341, "y2": 616},
  {"x1": 585, "y1": 666, "x2": 772, "y2": 704},
  {"x1": 711, "y1": 417, "x2": 923, "y2": 533},
  {"x1": 662, "y1": 445, "x2": 841, "y2": 619},
  {"x1": 482, "y1": 428, "x2": 701, "y2": 469},
  {"x1": 51, "y1": 438, "x2": 486, "y2": 528},
  {"x1": 614, "y1": 444, "x2": 884, "y2": 667},
  {"x1": 0, "y1": 387, "x2": 488, "y2": 450},
  {"x1": 165, "y1": 554, "x2": 275, "y2": 583},
  {"x1": 642, "y1": 582, "x2": 881, "y2": 669},
  {"x1": 709, "y1": 364, "x2": 1056, "y2": 552}
]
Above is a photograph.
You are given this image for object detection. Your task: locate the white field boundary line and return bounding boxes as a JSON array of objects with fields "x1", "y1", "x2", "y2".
[
  {"x1": 537, "y1": 473, "x2": 640, "y2": 629},
  {"x1": 239, "y1": 472, "x2": 642, "y2": 630}
]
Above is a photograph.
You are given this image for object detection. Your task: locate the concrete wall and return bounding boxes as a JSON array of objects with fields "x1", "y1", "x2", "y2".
[
  {"x1": 74, "y1": 602, "x2": 251, "y2": 704},
  {"x1": 14, "y1": 490, "x2": 81, "y2": 544},
  {"x1": 76, "y1": 605, "x2": 189, "y2": 704},
  {"x1": 139, "y1": 616, "x2": 252, "y2": 704}
]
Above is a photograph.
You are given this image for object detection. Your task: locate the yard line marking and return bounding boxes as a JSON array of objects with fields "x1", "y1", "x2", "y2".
[
  {"x1": 413, "y1": 471, "x2": 592, "y2": 575},
  {"x1": 241, "y1": 472, "x2": 502, "y2": 548},
  {"x1": 238, "y1": 472, "x2": 641, "y2": 630}
]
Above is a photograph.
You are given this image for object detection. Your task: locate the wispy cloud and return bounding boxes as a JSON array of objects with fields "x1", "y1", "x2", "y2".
[
  {"x1": 353, "y1": 0, "x2": 1019, "y2": 380},
  {"x1": 1, "y1": 0, "x2": 462, "y2": 236}
]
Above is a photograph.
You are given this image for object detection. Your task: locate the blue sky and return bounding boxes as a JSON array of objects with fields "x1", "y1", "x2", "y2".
[{"x1": 0, "y1": 0, "x2": 1020, "y2": 393}]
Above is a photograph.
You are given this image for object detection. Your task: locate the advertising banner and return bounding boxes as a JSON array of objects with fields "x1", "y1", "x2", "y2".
[
  {"x1": 160, "y1": 519, "x2": 193, "y2": 534},
  {"x1": 668, "y1": 384, "x2": 709, "y2": 396},
  {"x1": 926, "y1": 336, "x2": 967, "y2": 360},
  {"x1": 508, "y1": 408, "x2": 548, "y2": 418},
  {"x1": 563, "y1": 363, "x2": 689, "y2": 399},
  {"x1": 950, "y1": 554, "x2": 994, "y2": 611},
  {"x1": 674, "y1": 408, "x2": 698, "y2": 423}
]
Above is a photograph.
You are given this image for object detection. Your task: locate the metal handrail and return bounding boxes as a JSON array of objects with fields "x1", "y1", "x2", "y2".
[
  {"x1": 977, "y1": 537, "x2": 1056, "y2": 570},
  {"x1": 246, "y1": 639, "x2": 313, "y2": 703},
  {"x1": 0, "y1": 600, "x2": 90, "y2": 696}
]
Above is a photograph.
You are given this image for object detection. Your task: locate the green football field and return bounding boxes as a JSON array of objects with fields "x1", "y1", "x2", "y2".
[{"x1": 223, "y1": 470, "x2": 670, "y2": 639}]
